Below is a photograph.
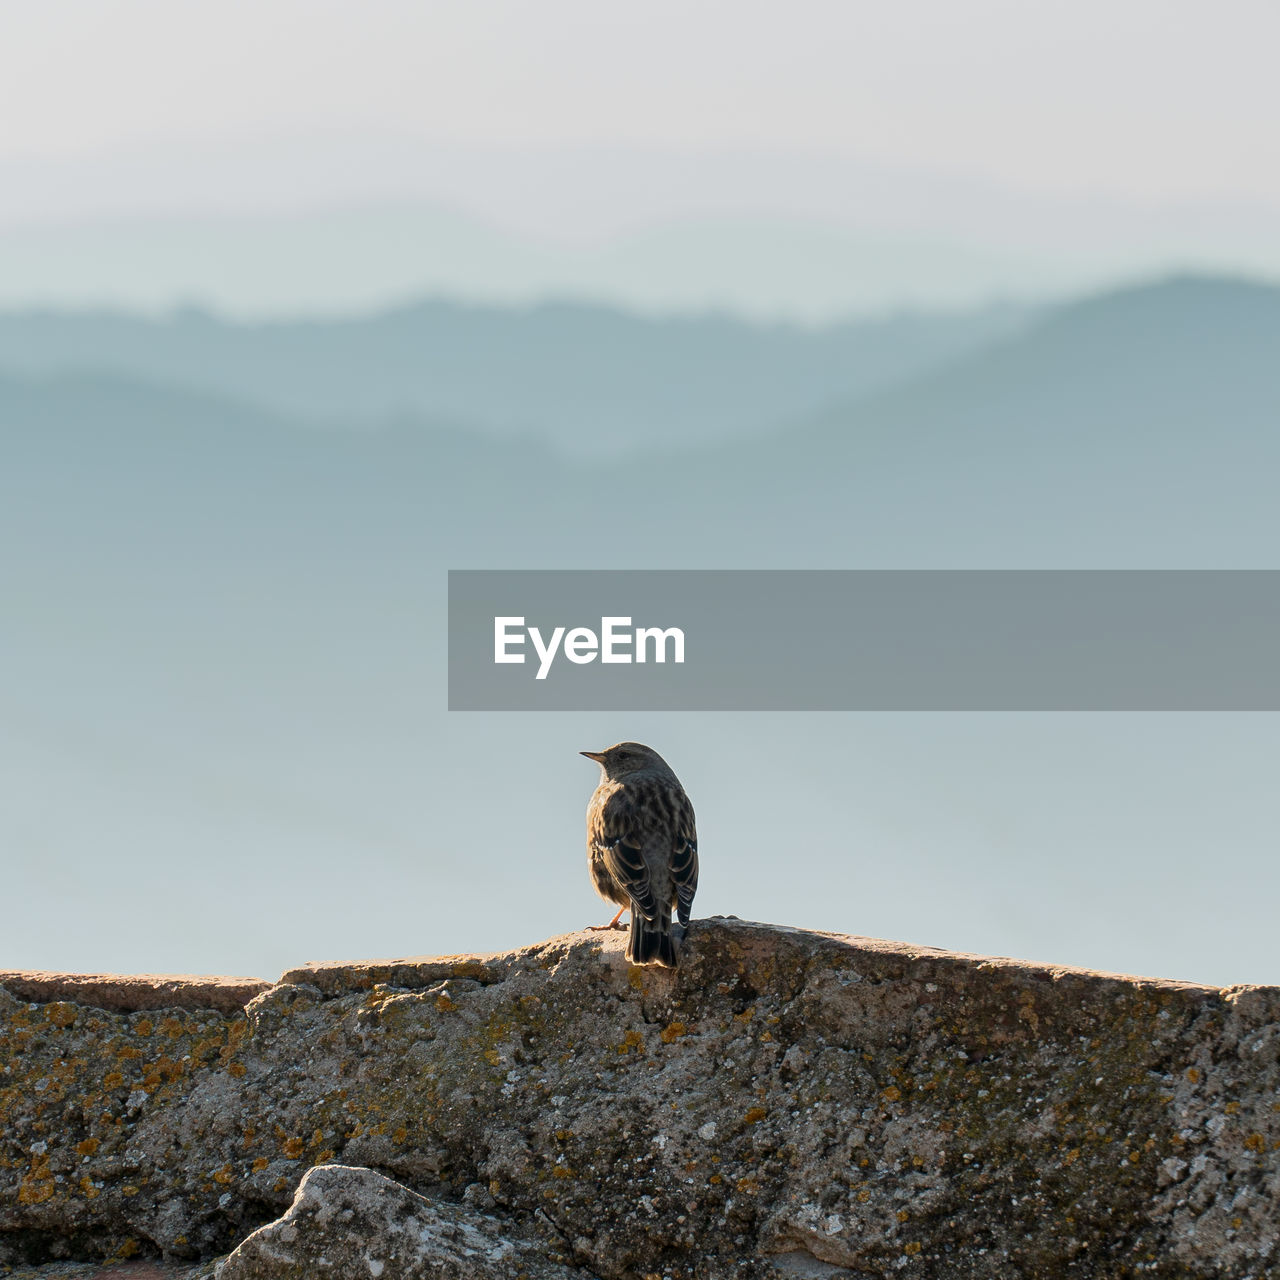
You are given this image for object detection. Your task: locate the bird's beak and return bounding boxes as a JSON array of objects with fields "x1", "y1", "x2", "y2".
[{"x1": 580, "y1": 751, "x2": 606, "y2": 763}]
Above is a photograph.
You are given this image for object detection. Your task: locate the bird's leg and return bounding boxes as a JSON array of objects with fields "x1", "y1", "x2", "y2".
[{"x1": 588, "y1": 905, "x2": 628, "y2": 932}]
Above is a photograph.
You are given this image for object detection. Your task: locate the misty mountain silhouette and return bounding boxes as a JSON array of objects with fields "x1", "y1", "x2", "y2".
[
  {"x1": 0, "y1": 297, "x2": 1026, "y2": 456},
  {"x1": 660, "y1": 274, "x2": 1280, "y2": 565},
  {"x1": 2, "y1": 275, "x2": 1277, "y2": 569}
]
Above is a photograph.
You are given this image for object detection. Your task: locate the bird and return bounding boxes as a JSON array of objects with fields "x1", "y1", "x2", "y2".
[{"x1": 581, "y1": 741, "x2": 698, "y2": 968}]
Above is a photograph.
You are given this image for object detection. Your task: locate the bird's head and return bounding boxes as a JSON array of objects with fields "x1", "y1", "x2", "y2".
[{"x1": 580, "y1": 741, "x2": 672, "y2": 781}]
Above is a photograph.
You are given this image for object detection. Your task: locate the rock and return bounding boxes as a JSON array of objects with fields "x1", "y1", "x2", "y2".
[
  {"x1": 0, "y1": 1259, "x2": 214, "y2": 1278},
  {"x1": 213, "y1": 1163, "x2": 589, "y2": 1279},
  {"x1": 3, "y1": 918, "x2": 1280, "y2": 1278},
  {"x1": 0, "y1": 973, "x2": 270, "y2": 1018}
]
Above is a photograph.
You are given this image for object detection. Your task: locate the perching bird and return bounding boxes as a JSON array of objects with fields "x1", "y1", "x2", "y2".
[{"x1": 581, "y1": 742, "x2": 698, "y2": 968}]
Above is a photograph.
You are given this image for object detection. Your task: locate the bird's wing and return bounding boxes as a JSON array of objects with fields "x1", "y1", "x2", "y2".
[
  {"x1": 671, "y1": 795, "x2": 698, "y2": 928},
  {"x1": 591, "y1": 790, "x2": 659, "y2": 922}
]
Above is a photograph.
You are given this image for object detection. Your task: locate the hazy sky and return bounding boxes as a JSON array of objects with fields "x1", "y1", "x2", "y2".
[
  {"x1": 3, "y1": 0, "x2": 1279, "y2": 204},
  {"x1": 4, "y1": 5, "x2": 1280, "y2": 986}
]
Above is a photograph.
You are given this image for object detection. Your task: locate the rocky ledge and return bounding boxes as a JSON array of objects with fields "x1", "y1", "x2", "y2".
[{"x1": 2, "y1": 920, "x2": 1278, "y2": 1279}]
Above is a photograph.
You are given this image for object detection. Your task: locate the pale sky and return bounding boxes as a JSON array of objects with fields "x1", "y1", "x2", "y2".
[
  {"x1": 4, "y1": 1, "x2": 1279, "y2": 316},
  {"x1": 3, "y1": 0, "x2": 1279, "y2": 204}
]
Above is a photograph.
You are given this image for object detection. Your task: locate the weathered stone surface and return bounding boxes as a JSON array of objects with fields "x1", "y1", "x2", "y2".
[
  {"x1": 1, "y1": 1258, "x2": 212, "y2": 1278},
  {"x1": 3, "y1": 919, "x2": 1279, "y2": 1278},
  {"x1": 4, "y1": 1264, "x2": 209, "y2": 1274},
  {"x1": 0, "y1": 975, "x2": 270, "y2": 1018},
  {"x1": 214, "y1": 1163, "x2": 590, "y2": 1279}
]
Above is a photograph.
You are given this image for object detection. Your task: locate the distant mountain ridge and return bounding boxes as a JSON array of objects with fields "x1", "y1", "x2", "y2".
[
  {"x1": 2, "y1": 273, "x2": 1277, "y2": 567},
  {"x1": 648, "y1": 273, "x2": 1280, "y2": 566},
  {"x1": 0, "y1": 201, "x2": 1100, "y2": 322},
  {"x1": 0, "y1": 295, "x2": 1027, "y2": 456}
]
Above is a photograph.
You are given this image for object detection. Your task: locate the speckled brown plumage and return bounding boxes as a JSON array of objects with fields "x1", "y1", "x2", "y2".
[{"x1": 581, "y1": 742, "x2": 698, "y2": 968}]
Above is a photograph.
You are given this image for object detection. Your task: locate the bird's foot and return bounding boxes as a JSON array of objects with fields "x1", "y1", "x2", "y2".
[{"x1": 587, "y1": 906, "x2": 628, "y2": 932}]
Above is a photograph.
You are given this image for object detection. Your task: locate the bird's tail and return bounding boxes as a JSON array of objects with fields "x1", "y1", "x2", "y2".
[{"x1": 627, "y1": 907, "x2": 677, "y2": 968}]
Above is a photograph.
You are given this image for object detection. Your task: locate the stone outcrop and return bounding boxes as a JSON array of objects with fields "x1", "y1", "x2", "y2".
[
  {"x1": 2, "y1": 919, "x2": 1279, "y2": 1279},
  {"x1": 215, "y1": 1163, "x2": 584, "y2": 1279},
  {"x1": 0, "y1": 976, "x2": 270, "y2": 1020}
]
